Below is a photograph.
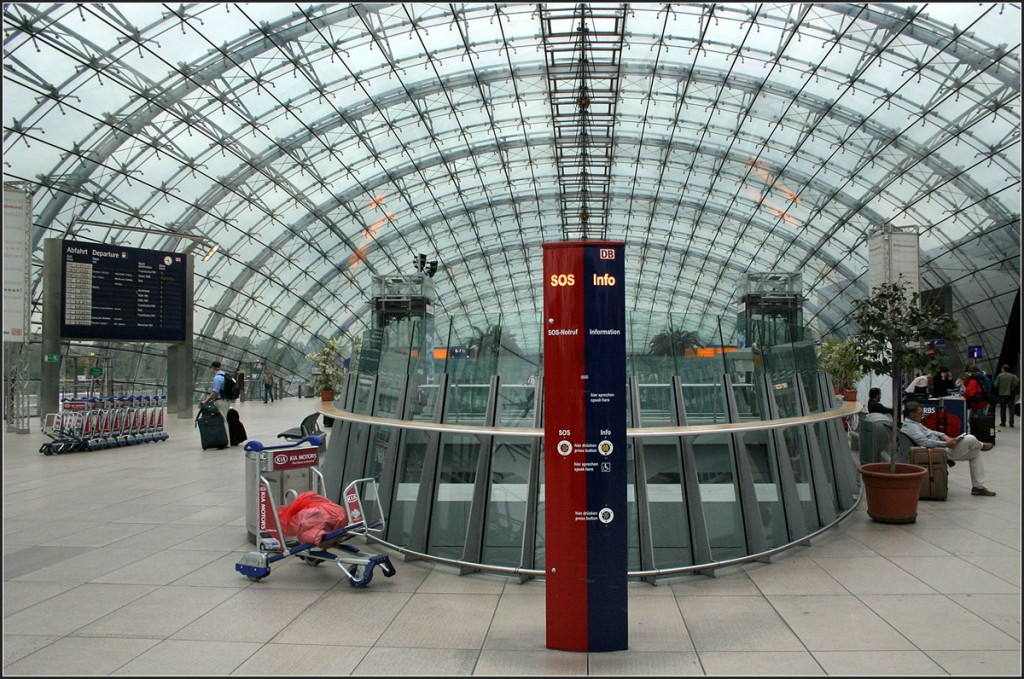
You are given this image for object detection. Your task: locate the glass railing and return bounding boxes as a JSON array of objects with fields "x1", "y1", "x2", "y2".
[{"x1": 315, "y1": 311, "x2": 860, "y2": 582}]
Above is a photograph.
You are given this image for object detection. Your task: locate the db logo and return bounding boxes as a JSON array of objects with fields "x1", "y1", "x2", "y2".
[
  {"x1": 274, "y1": 454, "x2": 288, "y2": 465},
  {"x1": 599, "y1": 248, "x2": 615, "y2": 260}
]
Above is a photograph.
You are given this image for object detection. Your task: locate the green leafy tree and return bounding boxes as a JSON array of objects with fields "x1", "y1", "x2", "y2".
[
  {"x1": 307, "y1": 337, "x2": 345, "y2": 395},
  {"x1": 817, "y1": 336, "x2": 864, "y2": 391},
  {"x1": 850, "y1": 278, "x2": 961, "y2": 472},
  {"x1": 648, "y1": 329, "x2": 703, "y2": 356}
]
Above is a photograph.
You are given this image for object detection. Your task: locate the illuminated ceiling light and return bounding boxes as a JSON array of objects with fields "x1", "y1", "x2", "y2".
[{"x1": 202, "y1": 243, "x2": 220, "y2": 261}]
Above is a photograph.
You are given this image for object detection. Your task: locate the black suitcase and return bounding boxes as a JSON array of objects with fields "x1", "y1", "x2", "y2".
[
  {"x1": 970, "y1": 413, "x2": 996, "y2": 444},
  {"x1": 197, "y1": 411, "x2": 228, "y2": 450},
  {"x1": 227, "y1": 408, "x2": 247, "y2": 446}
]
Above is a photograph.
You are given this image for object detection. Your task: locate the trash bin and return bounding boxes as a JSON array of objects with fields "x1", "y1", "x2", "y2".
[
  {"x1": 858, "y1": 413, "x2": 894, "y2": 465},
  {"x1": 244, "y1": 441, "x2": 326, "y2": 545}
]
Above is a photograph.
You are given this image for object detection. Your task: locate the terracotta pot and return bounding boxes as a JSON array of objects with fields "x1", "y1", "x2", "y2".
[
  {"x1": 320, "y1": 390, "x2": 334, "y2": 402},
  {"x1": 859, "y1": 463, "x2": 928, "y2": 524},
  {"x1": 843, "y1": 389, "x2": 859, "y2": 401}
]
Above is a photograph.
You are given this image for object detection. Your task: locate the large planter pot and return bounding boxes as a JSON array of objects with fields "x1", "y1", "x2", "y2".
[
  {"x1": 320, "y1": 390, "x2": 334, "y2": 402},
  {"x1": 859, "y1": 463, "x2": 928, "y2": 524},
  {"x1": 843, "y1": 389, "x2": 859, "y2": 402}
]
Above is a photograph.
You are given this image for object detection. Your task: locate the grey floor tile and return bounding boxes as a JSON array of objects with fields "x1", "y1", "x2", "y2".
[
  {"x1": 812, "y1": 650, "x2": 947, "y2": 675},
  {"x1": 3, "y1": 635, "x2": 159, "y2": 675},
  {"x1": 926, "y1": 649, "x2": 1023, "y2": 676},
  {"x1": 354, "y1": 647, "x2": 480, "y2": 676},
  {"x1": 2, "y1": 580, "x2": 77, "y2": 616},
  {"x1": 887, "y1": 555, "x2": 1020, "y2": 594},
  {"x1": 2, "y1": 635, "x2": 62, "y2": 666},
  {"x1": 4, "y1": 583, "x2": 157, "y2": 636},
  {"x1": 473, "y1": 649, "x2": 588, "y2": 675},
  {"x1": 482, "y1": 593, "x2": 546, "y2": 650},
  {"x1": 10, "y1": 547, "x2": 161, "y2": 584},
  {"x1": 699, "y1": 650, "x2": 826, "y2": 675},
  {"x1": 376, "y1": 592, "x2": 500, "y2": 649},
  {"x1": 273, "y1": 590, "x2": 411, "y2": 646},
  {"x1": 859, "y1": 593, "x2": 1020, "y2": 650},
  {"x1": 677, "y1": 595, "x2": 803, "y2": 652},
  {"x1": 91, "y1": 549, "x2": 227, "y2": 586},
  {"x1": 589, "y1": 650, "x2": 703, "y2": 675},
  {"x1": 171, "y1": 588, "x2": 324, "y2": 643},
  {"x1": 76, "y1": 585, "x2": 240, "y2": 638},
  {"x1": 768, "y1": 594, "x2": 915, "y2": 651},
  {"x1": 231, "y1": 641, "x2": 369, "y2": 675},
  {"x1": 110, "y1": 638, "x2": 262, "y2": 675},
  {"x1": 946, "y1": 593, "x2": 1021, "y2": 642},
  {"x1": 626, "y1": 594, "x2": 694, "y2": 652},
  {"x1": 743, "y1": 554, "x2": 847, "y2": 595},
  {"x1": 807, "y1": 556, "x2": 938, "y2": 595}
]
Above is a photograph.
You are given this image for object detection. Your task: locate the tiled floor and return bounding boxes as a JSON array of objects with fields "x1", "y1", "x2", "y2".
[{"x1": 4, "y1": 397, "x2": 1020, "y2": 675}]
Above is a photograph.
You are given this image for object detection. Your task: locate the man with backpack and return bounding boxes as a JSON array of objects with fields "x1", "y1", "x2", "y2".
[{"x1": 201, "y1": 360, "x2": 236, "y2": 441}]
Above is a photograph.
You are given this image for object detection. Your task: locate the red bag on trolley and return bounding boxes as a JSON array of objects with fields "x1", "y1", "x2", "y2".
[{"x1": 276, "y1": 491, "x2": 349, "y2": 546}]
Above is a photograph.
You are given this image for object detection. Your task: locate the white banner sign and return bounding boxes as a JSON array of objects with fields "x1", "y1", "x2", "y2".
[
  {"x1": 3, "y1": 186, "x2": 32, "y2": 342},
  {"x1": 868, "y1": 227, "x2": 919, "y2": 300}
]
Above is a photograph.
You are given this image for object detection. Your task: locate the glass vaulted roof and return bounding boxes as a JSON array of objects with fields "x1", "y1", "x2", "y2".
[{"x1": 3, "y1": 3, "x2": 1021, "y2": 378}]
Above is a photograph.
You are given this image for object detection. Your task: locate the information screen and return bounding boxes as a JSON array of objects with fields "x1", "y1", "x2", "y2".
[{"x1": 60, "y1": 240, "x2": 187, "y2": 341}]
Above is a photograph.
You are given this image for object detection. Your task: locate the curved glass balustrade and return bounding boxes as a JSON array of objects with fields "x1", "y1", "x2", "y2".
[{"x1": 313, "y1": 311, "x2": 863, "y2": 582}]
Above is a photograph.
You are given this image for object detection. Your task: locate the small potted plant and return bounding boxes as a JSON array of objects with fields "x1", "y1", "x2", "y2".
[
  {"x1": 307, "y1": 337, "x2": 344, "y2": 402},
  {"x1": 817, "y1": 336, "x2": 864, "y2": 401},
  {"x1": 850, "y1": 277, "x2": 961, "y2": 523}
]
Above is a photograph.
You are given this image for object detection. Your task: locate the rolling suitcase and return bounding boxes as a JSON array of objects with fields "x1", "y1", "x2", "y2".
[
  {"x1": 196, "y1": 410, "x2": 228, "y2": 450},
  {"x1": 969, "y1": 413, "x2": 995, "y2": 444},
  {"x1": 910, "y1": 446, "x2": 948, "y2": 501},
  {"x1": 227, "y1": 407, "x2": 248, "y2": 446}
]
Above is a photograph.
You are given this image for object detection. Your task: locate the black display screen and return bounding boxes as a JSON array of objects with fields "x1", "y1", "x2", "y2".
[{"x1": 60, "y1": 240, "x2": 187, "y2": 342}]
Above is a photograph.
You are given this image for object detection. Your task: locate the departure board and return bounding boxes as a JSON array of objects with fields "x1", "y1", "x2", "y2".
[{"x1": 60, "y1": 240, "x2": 187, "y2": 341}]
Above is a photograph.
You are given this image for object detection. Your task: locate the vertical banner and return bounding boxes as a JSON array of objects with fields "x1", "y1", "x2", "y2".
[
  {"x1": 3, "y1": 186, "x2": 32, "y2": 342},
  {"x1": 543, "y1": 241, "x2": 627, "y2": 652},
  {"x1": 868, "y1": 226, "x2": 919, "y2": 299}
]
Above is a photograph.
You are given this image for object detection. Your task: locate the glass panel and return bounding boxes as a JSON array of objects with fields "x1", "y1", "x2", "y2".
[
  {"x1": 743, "y1": 430, "x2": 787, "y2": 548},
  {"x1": 386, "y1": 427, "x2": 431, "y2": 546},
  {"x1": 480, "y1": 438, "x2": 531, "y2": 567},
  {"x1": 691, "y1": 432, "x2": 747, "y2": 561},
  {"x1": 427, "y1": 432, "x2": 481, "y2": 559},
  {"x1": 642, "y1": 438, "x2": 693, "y2": 569}
]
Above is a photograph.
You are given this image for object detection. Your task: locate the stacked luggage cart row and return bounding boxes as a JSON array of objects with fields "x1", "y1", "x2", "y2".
[{"x1": 40, "y1": 395, "x2": 169, "y2": 455}]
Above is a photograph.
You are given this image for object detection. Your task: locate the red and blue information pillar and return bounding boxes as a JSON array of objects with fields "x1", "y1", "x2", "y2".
[{"x1": 542, "y1": 241, "x2": 628, "y2": 652}]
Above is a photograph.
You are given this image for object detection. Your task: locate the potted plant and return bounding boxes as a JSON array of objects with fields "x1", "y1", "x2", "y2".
[
  {"x1": 307, "y1": 337, "x2": 345, "y2": 402},
  {"x1": 850, "y1": 277, "x2": 961, "y2": 523},
  {"x1": 817, "y1": 336, "x2": 864, "y2": 401}
]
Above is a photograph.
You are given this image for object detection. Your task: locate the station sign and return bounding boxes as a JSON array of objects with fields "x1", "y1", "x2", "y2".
[{"x1": 542, "y1": 241, "x2": 628, "y2": 653}]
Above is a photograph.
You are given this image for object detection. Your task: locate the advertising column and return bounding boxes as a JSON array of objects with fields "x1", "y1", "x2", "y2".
[{"x1": 542, "y1": 241, "x2": 627, "y2": 652}]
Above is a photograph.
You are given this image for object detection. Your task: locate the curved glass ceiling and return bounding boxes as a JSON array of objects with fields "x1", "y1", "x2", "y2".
[{"x1": 3, "y1": 2, "x2": 1020, "y2": 373}]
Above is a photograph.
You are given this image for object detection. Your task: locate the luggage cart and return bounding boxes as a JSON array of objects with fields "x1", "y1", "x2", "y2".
[{"x1": 234, "y1": 436, "x2": 397, "y2": 587}]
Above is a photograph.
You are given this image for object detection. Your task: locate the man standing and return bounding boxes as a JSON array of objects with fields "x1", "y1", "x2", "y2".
[
  {"x1": 993, "y1": 364, "x2": 1019, "y2": 429},
  {"x1": 263, "y1": 368, "x2": 275, "y2": 403},
  {"x1": 901, "y1": 400, "x2": 995, "y2": 497}
]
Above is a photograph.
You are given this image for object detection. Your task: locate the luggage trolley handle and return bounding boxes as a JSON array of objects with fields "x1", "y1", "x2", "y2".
[
  {"x1": 244, "y1": 437, "x2": 325, "y2": 552},
  {"x1": 343, "y1": 478, "x2": 386, "y2": 535}
]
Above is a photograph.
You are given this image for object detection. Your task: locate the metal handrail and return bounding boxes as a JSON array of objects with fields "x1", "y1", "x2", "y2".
[{"x1": 316, "y1": 398, "x2": 861, "y2": 438}]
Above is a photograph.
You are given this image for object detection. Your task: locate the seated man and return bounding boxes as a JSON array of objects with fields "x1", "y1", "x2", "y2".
[
  {"x1": 866, "y1": 387, "x2": 893, "y2": 415},
  {"x1": 900, "y1": 400, "x2": 996, "y2": 496}
]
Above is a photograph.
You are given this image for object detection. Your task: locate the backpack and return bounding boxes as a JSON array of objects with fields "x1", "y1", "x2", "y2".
[
  {"x1": 977, "y1": 372, "x2": 995, "y2": 402},
  {"x1": 220, "y1": 371, "x2": 241, "y2": 400}
]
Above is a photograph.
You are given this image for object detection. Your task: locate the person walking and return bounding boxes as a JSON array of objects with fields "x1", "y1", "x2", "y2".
[
  {"x1": 263, "y1": 368, "x2": 276, "y2": 403},
  {"x1": 992, "y1": 364, "x2": 1019, "y2": 429},
  {"x1": 201, "y1": 360, "x2": 231, "y2": 439}
]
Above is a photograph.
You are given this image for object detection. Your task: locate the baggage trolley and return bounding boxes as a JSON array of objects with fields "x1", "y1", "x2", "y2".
[{"x1": 234, "y1": 436, "x2": 396, "y2": 587}]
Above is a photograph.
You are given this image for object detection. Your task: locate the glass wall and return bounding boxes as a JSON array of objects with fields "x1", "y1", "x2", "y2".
[{"x1": 322, "y1": 310, "x2": 859, "y2": 580}]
